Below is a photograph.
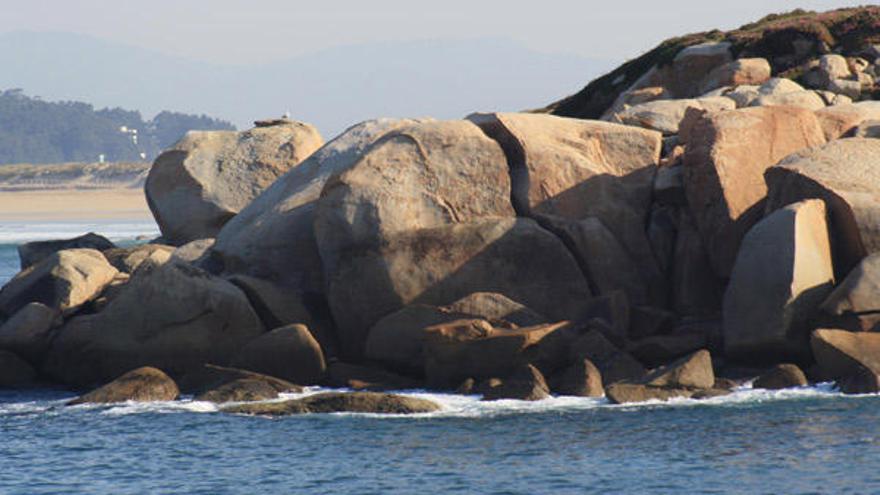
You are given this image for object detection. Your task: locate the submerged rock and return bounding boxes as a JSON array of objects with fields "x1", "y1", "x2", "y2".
[
  {"x1": 195, "y1": 378, "x2": 281, "y2": 403},
  {"x1": 68, "y1": 367, "x2": 179, "y2": 405},
  {"x1": 223, "y1": 392, "x2": 441, "y2": 416}
]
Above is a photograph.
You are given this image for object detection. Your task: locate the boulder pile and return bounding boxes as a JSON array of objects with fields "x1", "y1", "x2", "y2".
[{"x1": 2, "y1": 7, "x2": 880, "y2": 410}]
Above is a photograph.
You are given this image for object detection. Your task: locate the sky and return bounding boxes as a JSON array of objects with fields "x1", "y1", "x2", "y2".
[{"x1": 0, "y1": 0, "x2": 863, "y2": 66}]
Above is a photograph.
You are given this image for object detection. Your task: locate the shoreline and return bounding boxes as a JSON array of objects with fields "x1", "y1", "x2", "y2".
[{"x1": 0, "y1": 189, "x2": 153, "y2": 222}]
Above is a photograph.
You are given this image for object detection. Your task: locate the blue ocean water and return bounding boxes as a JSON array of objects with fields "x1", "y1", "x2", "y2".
[
  {"x1": 0, "y1": 387, "x2": 879, "y2": 494},
  {"x1": 2, "y1": 221, "x2": 880, "y2": 494}
]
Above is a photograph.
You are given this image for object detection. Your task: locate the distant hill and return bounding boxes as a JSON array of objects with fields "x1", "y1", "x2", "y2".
[
  {"x1": 0, "y1": 32, "x2": 614, "y2": 138},
  {"x1": 0, "y1": 89, "x2": 234, "y2": 164}
]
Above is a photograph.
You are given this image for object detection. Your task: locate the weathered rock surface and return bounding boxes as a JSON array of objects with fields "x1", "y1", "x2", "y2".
[
  {"x1": 223, "y1": 392, "x2": 440, "y2": 415},
  {"x1": 423, "y1": 319, "x2": 571, "y2": 388},
  {"x1": 176, "y1": 364, "x2": 302, "y2": 395},
  {"x1": 146, "y1": 121, "x2": 323, "y2": 245},
  {"x1": 643, "y1": 349, "x2": 715, "y2": 389},
  {"x1": 321, "y1": 217, "x2": 592, "y2": 358},
  {"x1": 0, "y1": 302, "x2": 59, "y2": 363},
  {"x1": 611, "y1": 97, "x2": 735, "y2": 135},
  {"x1": 0, "y1": 249, "x2": 118, "y2": 318},
  {"x1": 170, "y1": 238, "x2": 215, "y2": 265},
  {"x1": 18, "y1": 233, "x2": 115, "y2": 270},
  {"x1": 605, "y1": 383, "x2": 696, "y2": 404},
  {"x1": 723, "y1": 200, "x2": 834, "y2": 361},
  {"x1": 627, "y1": 332, "x2": 708, "y2": 368},
  {"x1": 753, "y1": 364, "x2": 808, "y2": 389},
  {"x1": 476, "y1": 364, "x2": 550, "y2": 401},
  {"x1": 443, "y1": 292, "x2": 546, "y2": 328},
  {"x1": 700, "y1": 58, "x2": 772, "y2": 93},
  {"x1": 549, "y1": 359, "x2": 604, "y2": 397},
  {"x1": 765, "y1": 138, "x2": 880, "y2": 278},
  {"x1": 752, "y1": 90, "x2": 826, "y2": 111},
  {"x1": 0, "y1": 350, "x2": 37, "y2": 388},
  {"x1": 230, "y1": 324, "x2": 326, "y2": 385},
  {"x1": 43, "y1": 261, "x2": 264, "y2": 387},
  {"x1": 68, "y1": 367, "x2": 179, "y2": 405},
  {"x1": 469, "y1": 112, "x2": 664, "y2": 304},
  {"x1": 102, "y1": 244, "x2": 174, "y2": 274},
  {"x1": 820, "y1": 253, "x2": 880, "y2": 331},
  {"x1": 811, "y1": 328, "x2": 880, "y2": 379},
  {"x1": 213, "y1": 118, "x2": 425, "y2": 295},
  {"x1": 683, "y1": 106, "x2": 826, "y2": 276},
  {"x1": 814, "y1": 101, "x2": 880, "y2": 140}
]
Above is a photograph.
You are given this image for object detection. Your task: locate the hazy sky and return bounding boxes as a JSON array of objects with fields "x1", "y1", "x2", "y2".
[{"x1": 0, "y1": 0, "x2": 862, "y2": 65}]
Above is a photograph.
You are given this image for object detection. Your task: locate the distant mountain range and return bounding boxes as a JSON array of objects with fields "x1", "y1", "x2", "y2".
[{"x1": 0, "y1": 31, "x2": 614, "y2": 138}]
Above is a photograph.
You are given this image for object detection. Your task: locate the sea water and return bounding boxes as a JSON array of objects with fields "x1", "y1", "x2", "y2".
[{"x1": 1, "y1": 222, "x2": 880, "y2": 494}]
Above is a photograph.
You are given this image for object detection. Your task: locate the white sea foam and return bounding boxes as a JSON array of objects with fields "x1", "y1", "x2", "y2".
[{"x1": 1, "y1": 383, "x2": 871, "y2": 420}]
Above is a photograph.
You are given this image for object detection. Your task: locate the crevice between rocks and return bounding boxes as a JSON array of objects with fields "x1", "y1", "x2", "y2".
[{"x1": 469, "y1": 115, "x2": 602, "y2": 297}]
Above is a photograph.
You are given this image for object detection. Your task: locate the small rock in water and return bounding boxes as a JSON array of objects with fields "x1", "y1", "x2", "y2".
[
  {"x1": 195, "y1": 378, "x2": 280, "y2": 403},
  {"x1": 68, "y1": 367, "x2": 179, "y2": 405},
  {"x1": 222, "y1": 392, "x2": 441, "y2": 416},
  {"x1": 753, "y1": 364, "x2": 808, "y2": 390}
]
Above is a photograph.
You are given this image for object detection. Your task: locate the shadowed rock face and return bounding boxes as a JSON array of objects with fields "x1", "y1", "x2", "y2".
[
  {"x1": 765, "y1": 138, "x2": 880, "y2": 279},
  {"x1": 43, "y1": 261, "x2": 264, "y2": 388},
  {"x1": 723, "y1": 200, "x2": 834, "y2": 362},
  {"x1": 146, "y1": 121, "x2": 323, "y2": 245},
  {"x1": 811, "y1": 329, "x2": 880, "y2": 379},
  {"x1": 222, "y1": 392, "x2": 441, "y2": 416},
  {"x1": 683, "y1": 106, "x2": 826, "y2": 278}
]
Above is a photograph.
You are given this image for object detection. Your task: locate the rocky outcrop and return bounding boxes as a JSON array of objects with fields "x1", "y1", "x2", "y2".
[
  {"x1": 753, "y1": 364, "x2": 808, "y2": 389},
  {"x1": 324, "y1": 362, "x2": 422, "y2": 391},
  {"x1": 820, "y1": 253, "x2": 880, "y2": 331},
  {"x1": 146, "y1": 120, "x2": 323, "y2": 245},
  {"x1": 223, "y1": 392, "x2": 441, "y2": 416},
  {"x1": 765, "y1": 138, "x2": 880, "y2": 278},
  {"x1": 723, "y1": 200, "x2": 834, "y2": 361},
  {"x1": 568, "y1": 329, "x2": 647, "y2": 386},
  {"x1": 213, "y1": 118, "x2": 426, "y2": 295},
  {"x1": 230, "y1": 324, "x2": 326, "y2": 385},
  {"x1": 683, "y1": 106, "x2": 826, "y2": 277},
  {"x1": 18, "y1": 233, "x2": 115, "y2": 270},
  {"x1": 469, "y1": 112, "x2": 664, "y2": 305},
  {"x1": 68, "y1": 367, "x2": 179, "y2": 405},
  {"x1": 43, "y1": 261, "x2": 264, "y2": 387},
  {"x1": 0, "y1": 249, "x2": 118, "y2": 318}
]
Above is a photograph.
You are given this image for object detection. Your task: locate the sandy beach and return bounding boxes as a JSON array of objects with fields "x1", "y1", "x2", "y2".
[{"x1": 0, "y1": 189, "x2": 153, "y2": 222}]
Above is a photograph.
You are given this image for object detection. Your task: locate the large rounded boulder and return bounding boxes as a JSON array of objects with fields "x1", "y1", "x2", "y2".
[
  {"x1": 314, "y1": 119, "x2": 592, "y2": 356},
  {"x1": 146, "y1": 120, "x2": 323, "y2": 245},
  {"x1": 230, "y1": 324, "x2": 326, "y2": 385},
  {"x1": 43, "y1": 260, "x2": 264, "y2": 387}
]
